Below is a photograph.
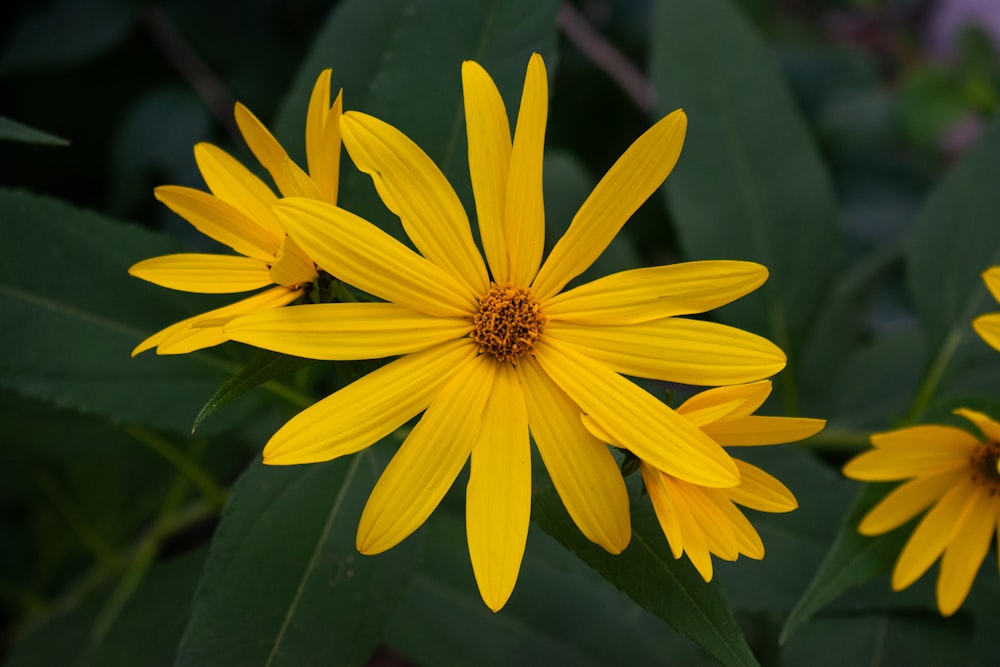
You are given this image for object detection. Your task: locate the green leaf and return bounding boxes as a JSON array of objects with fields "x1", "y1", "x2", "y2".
[
  {"x1": 650, "y1": 0, "x2": 840, "y2": 409},
  {"x1": 780, "y1": 484, "x2": 908, "y2": 643},
  {"x1": 5, "y1": 549, "x2": 207, "y2": 667},
  {"x1": 532, "y1": 486, "x2": 760, "y2": 667},
  {"x1": 0, "y1": 116, "x2": 69, "y2": 146},
  {"x1": 0, "y1": 188, "x2": 275, "y2": 434},
  {"x1": 907, "y1": 116, "x2": 1000, "y2": 417},
  {"x1": 176, "y1": 442, "x2": 421, "y2": 667},
  {"x1": 387, "y1": 511, "x2": 715, "y2": 666}
]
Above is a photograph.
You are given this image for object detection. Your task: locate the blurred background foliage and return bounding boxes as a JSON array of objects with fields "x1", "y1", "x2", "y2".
[{"x1": 2, "y1": 0, "x2": 1000, "y2": 665}]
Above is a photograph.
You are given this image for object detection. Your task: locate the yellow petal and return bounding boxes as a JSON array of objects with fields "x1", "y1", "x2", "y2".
[
  {"x1": 858, "y1": 469, "x2": 968, "y2": 535},
  {"x1": 278, "y1": 156, "x2": 322, "y2": 200},
  {"x1": 983, "y1": 267, "x2": 1000, "y2": 303},
  {"x1": 340, "y1": 112, "x2": 489, "y2": 294},
  {"x1": 545, "y1": 318, "x2": 786, "y2": 386},
  {"x1": 936, "y1": 489, "x2": 996, "y2": 616},
  {"x1": 275, "y1": 198, "x2": 476, "y2": 317},
  {"x1": 725, "y1": 460, "x2": 797, "y2": 513},
  {"x1": 467, "y1": 363, "x2": 531, "y2": 612},
  {"x1": 706, "y1": 490, "x2": 764, "y2": 560},
  {"x1": 641, "y1": 463, "x2": 683, "y2": 558},
  {"x1": 225, "y1": 302, "x2": 470, "y2": 360},
  {"x1": 532, "y1": 109, "x2": 687, "y2": 300},
  {"x1": 519, "y1": 357, "x2": 630, "y2": 553},
  {"x1": 504, "y1": 53, "x2": 547, "y2": 286},
  {"x1": 702, "y1": 416, "x2": 826, "y2": 446},
  {"x1": 973, "y1": 313, "x2": 1000, "y2": 352},
  {"x1": 892, "y1": 480, "x2": 978, "y2": 590},
  {"x1": 268, "y1": 233, "x2": 317, "y2": 287},
  {"x1": 676, "y1": 381, "x2": 773, "y2": 422},
  {"x1": 128, "y1": 254, "x2": 272, "y2": 293},
  {"x1": 193, "y1": 143, "x2": 284, "y2": 237},
  {"x1": 306, "y1": 72, "x2": 342, "y2": 204},
  {"x1": 463, "y1": 60, "x2": 512, "y2": 282},
  {"x1": 133, "y1": 285, "x2": 301, "y2": 356},
  {"x1": 357, "y1": 355, "x2": 497, "y2": 554},
  {"x1": 844, "y1": 443, "x2": 974, "y2": 481},
  {"x1": 264, "y1": 339, "x2": 476, "y2": 464},
  {"x1": 871, "y1": 424, "x2": 979, "y2": 450},
  {"x1": 533, "y1": 340, "x2": 739, "y2": 488},
  {"x1": 542, "y1": 261, "x2": 768, "y2": 325},
  {"x1": 664, "y1": 479, "x2": 716, "y2": 581},
  {"x1": 954, "y1": 408, "x2": 1000, "y2": 443},
  {"x1": 154, "y1": 186, "x2": 280, "y2": 262},
  {"x1": 673, "y1": 398, "x2": 748, "y2": 430},
  {"x1": 234, "y1": 102, "x2": 298, "y2": 197}
]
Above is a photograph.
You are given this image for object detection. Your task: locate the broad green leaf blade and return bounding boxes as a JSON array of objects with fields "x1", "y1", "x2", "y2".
[
  {"x1": 5, "y1": 549, "x2": 206, "y2": 667},
  {"x1": 907, "y1": 116, "x2": 1000, "y2": 416},
  {"x1": 780, "y1": 484, "x2": 908, "y2": 643},
  {"x1": 0, "y1": 116, "x2": 69, "y2": 145},
  {"x1": 387, "y1": 511, "x2": 714, "y2": 666},
  {"x1": 651, "y1": 0, "x2": 840, "y2": 406},
  {"x1": 0, "y1": 188, "x2": 270, "y2": 434},
  {"x1": 192, "y1": 350, "x2": 315, "y2": 432},
  {"x1": 532, "y1": 486, "x2": 760, "y2": 667},
  {"x1": 176, "y1": 443, "x2": 421, "y2": 667}
]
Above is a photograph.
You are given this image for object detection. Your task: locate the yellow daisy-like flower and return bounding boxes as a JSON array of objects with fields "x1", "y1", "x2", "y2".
[
  {"x1": 973, "y1": 267, "x2": 1000, "y2": 352},
  {"x1": 129, "y1": 69, "x2": 343, "y2": 355},
  {"x1": 225, "y1": 54, "x2": 787, "y2": 611},
  {"x1": 623, "y1": 381, "x2": 824, "y2": 581},
  {"x1": 843, "y1": 408, "x2": 1000, "y2": 616}
]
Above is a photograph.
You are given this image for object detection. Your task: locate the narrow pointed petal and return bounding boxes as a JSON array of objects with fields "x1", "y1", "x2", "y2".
[
  {"x1": 467, "y1": 364, "x2": 531, "y2": 612},
  {"x1": 519, "y1": 357, "x2": 630, "y2": 553},
  {"x1": 268, "y1": 234, "x2": 317, "y2": 287},
  {"x1": 640, "y1": 464, "x2": 683, "y2": 558},
  {"x1": 715, "y1": 496, "x2": 765, "y2": 559},
  {"x1": 463, "y1": 60, "x2": 512, "y2": 281},
  {"x1": 702, "y1": 416, "x2": 826, "y2": 446},
  {"x1": 234, "y1": 102, "x2": 298, "y2": 197},
  {"x1": 858, "y1": 470, "x2": 967, "y2": 535},
  {"x1": 954, "y1": 408, "x2": 1000, "y2": 443},
  {"x1": 154, "y1": 186, "x2": 280, "y2": 261},
  {"x1": 671, "y1": 399, "x2": 748, "y2": 430},
  {"x1": 357, "y1": 356, "x2": 496, "y2": 554},
  {"x1": 306, "y1": 73, "x2": 342, "y2": 204},
  {"x1": 532, "y1": 110, "x2": 687, "y2": 300},
  {"x1": 533, "y1": 341, "x2": 739, "y2": 487},
  {"x1": 892, "y1": 481, "x2": 978, "y2": 590},
  {"x1": 983, "y1": 267, "x2": 1000, "y2": 302},
  {"x1": 974, "y1": 313, "x2": 1000, "y2": 351},
  {"x1": 264, "y1": 339, "x2": 476, "y2": 464},
  {"x1": 128, "y1": 254, "x2": 272, "y2": 293},
  {"x1": 545, "y1": 318, "x2": 786, "y2": 386},
  {"x1": 275, "y1": 198, "x2": 476, "y2": 317},
  {"x1": 504, "y1": 53, "x2": 547, "y2": 286},
  {"x1": 677, "y1": 381, "x2": 773, "y2": 424},
  {"x1": 871, "y1": 424, "x2": 980, "y2": 450},
  {"x1": 666, "y1": 482, "x2": 715, "y2": 581},
  {"x1": 726, "y1": 460, "x2": 797, "y2": 513},
  {"x1": 133, "y1": 285, "x2": 301, "y2": 356},
  {"x1": 279, "y1": 157, "x2": 322, "y2": 200},
  {"x1": 543, "y1": 261, "x2": 768, "y2": 325},
  {"x1": 844, "y1": 445, "x2": 973, "y2": 481},
  {"x1": 340, "y1": 112, "x2": 489, "y2": 294},
  {"x1": 225, "y1": 303, "x2": 470, "y2": 360},
  {"x1": 193, "y1": 143, "x2": 284, "y2": 237},
  {"x1": 936, "y1": 490, "x2": 996, "y2": 616}
]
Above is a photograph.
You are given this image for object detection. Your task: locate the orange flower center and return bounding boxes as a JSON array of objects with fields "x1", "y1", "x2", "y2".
[
  {"x1": 471, "y1": 282, "x2": 546, "y2": 363},
  {"x1": 970, "y1": 441, "x2": 1000, "y2": 496}
]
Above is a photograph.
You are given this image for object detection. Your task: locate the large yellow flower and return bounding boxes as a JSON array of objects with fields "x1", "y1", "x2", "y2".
[
  {"x1": 843, "y1": 409, "x2": 1000, "y2": 616},
  {"x1": 129, "y1": 70, "x2": 342, "y2": 355},
  {"x1": 973, "y1": 267, "x2": 1000, "y2": 352},
  {"x1": 225, "y1": 54, "x2": 786, "y2": 611},
  {"x1": 628, "y1": 381, "x2": 824, "y2": 581}
]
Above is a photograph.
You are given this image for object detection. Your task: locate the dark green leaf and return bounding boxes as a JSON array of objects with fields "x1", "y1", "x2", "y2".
[
  {"x1": 176, "y1": 443, "x2": 421, "y2": 667},
  {"x1": 650, "y1": 0, "x2": 840, "y2": 409},
  {"x1": 0, "y1": 116, "x2": 69, "y2": 146},
  {"x1": 0, "y1": 188, "x2": 276, "y2": 434},
  {"x1": 532, "y1": 486, "x2": 760, "y2": 667}
]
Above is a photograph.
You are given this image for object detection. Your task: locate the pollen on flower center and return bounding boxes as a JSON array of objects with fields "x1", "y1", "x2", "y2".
[
  {"x1": 471, "y1": 283, "x2": 546, "y2": 363},
  {"x1": 970, "y1": 442, "x2": 1000, "y2": 495}
]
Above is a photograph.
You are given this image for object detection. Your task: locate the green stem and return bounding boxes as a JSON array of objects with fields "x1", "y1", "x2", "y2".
[
  {"x1": 907, "y1": 327, "x2": 965, "y2": 423},
  {"x1": 125, "y1": 426, "x2": 227, "y2": 508}
]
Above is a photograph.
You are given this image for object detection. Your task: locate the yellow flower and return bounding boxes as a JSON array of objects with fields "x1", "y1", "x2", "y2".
[
  {"x1": 973, "y1": 267, "x2": 1000, "y2": 352},
  {"x1": 623, "y1": 381, "x2": 823, "y2": 581},
  {"x1": 225, "y1": 54, "x2": 786, "y2": 611},
  {"x1": 843, "y1": 409, "x2": 1000, "y2": 616},
  {"x1": 129, "y1": 70, "x2": 343, "y2": 355}
]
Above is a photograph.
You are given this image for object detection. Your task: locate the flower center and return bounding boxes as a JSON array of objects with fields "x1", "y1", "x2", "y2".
[
  {"x1": 471, "y1": 283, "x2": 546, "y2": 363},
  {"x1": 970, "y1": 441, "x2": 1000, "y2": 496}
]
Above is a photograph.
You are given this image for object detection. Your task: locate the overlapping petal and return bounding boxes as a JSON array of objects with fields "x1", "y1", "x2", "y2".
[
  {"x1": 937, "y1": 490, "x2": 999, "y2": 616},
  {"x1": 305, "y1": 69, "x2": 342, "y2": 203},
  {"x1": 702, "y1": 415, "x2": 825, "y2": 446},
  {"x1": 725, "y1": 460, "x2": 797, "y2": 513},
  {"x1": 234, "y1": 102, "x2": 298, "y2": 197},
  {"x1": 128, "y1": 254, "x2": 272, "y2": 293},
  {"x1": 843, "y1": 441, "x2": 973, "y2": 481},
  {"x1": 193, "y1": 143, "x2": 283, "y2": 237},
  {"x1": 857, "y1": 469, "x2": 966, "y2": 535},
  {"x1": 225, "y1": 302, "x2": 470, "y2": 360},
  {"x1": 263, "y1": 339, "x2": 476, "y2": 465},
  {"x1": 531, "y1": 109, "x2": 687, "y2": 300},
  {"x1": 545, "y1": 318, "x2": 786, "y2": 386}
]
